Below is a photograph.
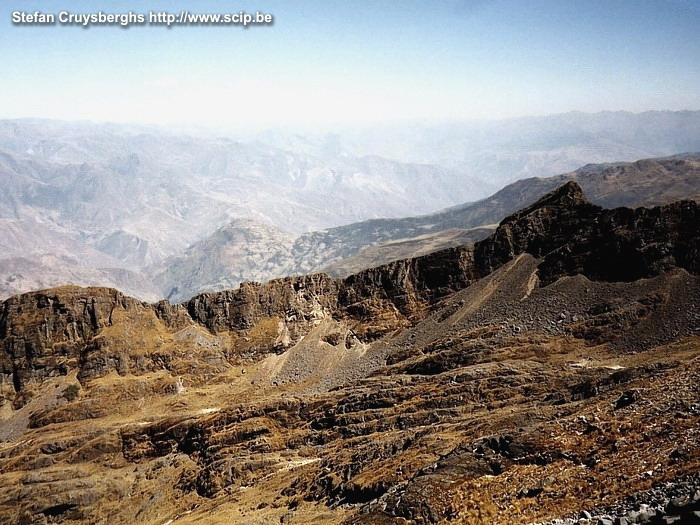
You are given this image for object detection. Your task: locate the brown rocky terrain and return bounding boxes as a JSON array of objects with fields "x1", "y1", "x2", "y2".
[{"x1": 1, "y1": 182, "x2": 699, "y2": 524}]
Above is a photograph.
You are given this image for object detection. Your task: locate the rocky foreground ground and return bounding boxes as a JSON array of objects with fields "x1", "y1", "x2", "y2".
[{"x1": 0, "y1": 183, "x2": 699, "y2": 524}]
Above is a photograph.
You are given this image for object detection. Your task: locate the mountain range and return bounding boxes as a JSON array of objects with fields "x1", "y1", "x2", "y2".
[
  {"x1": 1, "y1": 181, "x2": 698, "y2": 524},
  {"x1": 150, "y1": 153, "x2": 700, "y2": 301},
  {"x1": 2, "y1": 112, "x2": 700, "y2": 303},
  {"x1": 251, "y1": 110, "x2": 700, "y2": 193}
]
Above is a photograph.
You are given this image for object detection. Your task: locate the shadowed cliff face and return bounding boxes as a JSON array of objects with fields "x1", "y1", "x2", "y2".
[
  {"x1": 185, "y1": 245, "x2": 478, "y2": 344},
  {"x1": 2, "y1": 182, "x2": 699, "y2": 396}
]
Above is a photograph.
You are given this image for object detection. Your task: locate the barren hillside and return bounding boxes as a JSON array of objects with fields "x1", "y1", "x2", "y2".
[{"x1": 1, "y1": 183, "x2": 699, "y2": 524}]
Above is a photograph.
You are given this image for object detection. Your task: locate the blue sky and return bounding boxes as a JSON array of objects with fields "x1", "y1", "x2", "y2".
[{"x1": 2, "y1": 0, "x2": 699, "y2": 126}]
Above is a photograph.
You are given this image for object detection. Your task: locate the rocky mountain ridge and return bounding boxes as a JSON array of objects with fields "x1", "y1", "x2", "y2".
[
  {"x1": 3, "y1": 181, "x2": 699, "y2": 397},
  {"x1": 1, "y1": 182, "x2": 699, "y2": 524}
]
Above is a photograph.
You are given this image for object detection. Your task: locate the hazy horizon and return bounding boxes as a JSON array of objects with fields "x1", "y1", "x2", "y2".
[
  {"x1": 3, "y1": 107, "x2": 700, "y2": 138},
  {"x1": 3, "y1": 0, "x2": 700, "y2": 127}
]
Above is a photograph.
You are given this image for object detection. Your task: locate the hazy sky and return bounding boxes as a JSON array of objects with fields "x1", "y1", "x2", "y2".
[{"x1": 2, "y1": 0, "x2": 699, "y2": 126}]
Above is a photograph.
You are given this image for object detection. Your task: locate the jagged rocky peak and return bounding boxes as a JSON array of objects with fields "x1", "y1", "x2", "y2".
[
  {"x1": 499, "y1": 180, "x2": 592, "y2": 224},
  {"x1": 475, "y1": 181, "x2": 700, "y2": 283},
  {"x1": 475, "y1": 181, "x2": 601, "y2": 270}
]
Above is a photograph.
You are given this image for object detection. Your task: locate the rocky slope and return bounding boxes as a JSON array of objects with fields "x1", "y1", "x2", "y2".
[{"x1": 1, "y1": 183, "x2": 699, "y2": 524}]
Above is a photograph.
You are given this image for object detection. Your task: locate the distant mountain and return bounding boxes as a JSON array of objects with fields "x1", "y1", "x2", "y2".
[
  {"x1": 0, "y1": 119, "x2": 477, "y2": 239},
  {"x1": 322, "y1": 153, "x2": 700, "y2": 275},
  {"x1": 254, "y1": 110, "x2": 700, "y2": 196},
  {"x1": 0, "y1": 119, "x2": 479, "y2": 298},
  {"x1": 151, "y1": 219, "x2": 295, "y2": 301},
  {"x1": 0, "y1": 218, "x2": 161, "y2": 301},
  {"x1": 0, "y1": 256, "x2": 161, "y2": 303},
  {"x1": 0, "y1": 219, "x2": 124, "y2": 267},
  {"x1": 156, "y1": 153, "x2": 700, "y2": 301}
]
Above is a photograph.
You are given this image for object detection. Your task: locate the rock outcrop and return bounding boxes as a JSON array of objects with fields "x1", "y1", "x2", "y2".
[
  {"x1": 476, "y1": 181, "x2": 700, "y2": 283},
  {"x1": 0, "y1": 287, "x2": 148, "y2": 391}
]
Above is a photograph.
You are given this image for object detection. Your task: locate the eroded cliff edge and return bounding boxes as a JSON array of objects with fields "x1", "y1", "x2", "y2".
[{"x1": 2, "y1": 181, "x2": 699, "y2": 398}]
